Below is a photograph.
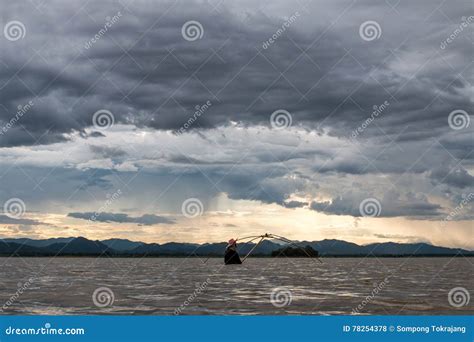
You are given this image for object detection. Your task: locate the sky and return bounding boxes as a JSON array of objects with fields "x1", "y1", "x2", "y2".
[{"x1": 0, "y1": 0, "x2": 472, "y2": 248}]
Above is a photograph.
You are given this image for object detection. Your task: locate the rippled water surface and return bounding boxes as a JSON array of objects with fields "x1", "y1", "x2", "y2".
[{"x1": 0, "y1": 257, "x2": 472, "y2": 315}]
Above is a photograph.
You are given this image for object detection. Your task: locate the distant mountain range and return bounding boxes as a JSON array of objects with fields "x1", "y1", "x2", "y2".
[
  {"x1": 0, "y1": 237, "x2": 472, "y2": 257},
  {"x1": 118, "y1": 238, "x2": 474, "y2": 257}
]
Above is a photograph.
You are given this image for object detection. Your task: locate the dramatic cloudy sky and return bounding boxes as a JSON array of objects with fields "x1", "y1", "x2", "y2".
[{"x1": 0, "y1": 0, "x2": 472, "y2": 248}]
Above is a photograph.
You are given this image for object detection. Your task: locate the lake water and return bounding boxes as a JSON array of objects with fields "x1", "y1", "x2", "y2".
[{"x1": 0, "y1": 257, "x2": 472, "y2": 315}]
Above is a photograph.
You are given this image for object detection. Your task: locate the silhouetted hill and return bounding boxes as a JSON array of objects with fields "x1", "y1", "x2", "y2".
[
  {"x1": 364, "y1": 242, "x2": 469, "y2": 256},
  {"x1": 0, "y1": 241, "x2": 50, "y2": 256},
  {"x1": 272, "y1": 245, "x2": 319, "y2": 257},
  {"x1": 46, "y1": 237, "x2": 113, "y2": 255},
  {"x1": 0, "y1": 236, "x2": 472, "y2": 257},
  {"x1": 102, "y1": 238, "x2": 144, "y2": 251},
  {"x1": 195, "y1": 242, "x2": 227, "y2": 255},
  {"x1": 307, "y1": 239, "x2": 366, "y2": 255}
]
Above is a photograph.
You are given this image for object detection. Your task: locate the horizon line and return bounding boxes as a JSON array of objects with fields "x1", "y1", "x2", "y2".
[{"x1": 1, "y1": 235, "x2": 473, "y2": 251}]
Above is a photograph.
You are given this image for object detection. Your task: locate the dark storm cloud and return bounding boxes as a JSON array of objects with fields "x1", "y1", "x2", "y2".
[
  {"x1": 73, "y1": 169, "x2": 115, "y2": 190},
  {"x1": 430, "y1": 165, "x2": 474, "y2": 189},
  {"x1": 0, "y1": 215, "x2": 45, "y2": 225},
  {"x1": 89, "y1": 145, "x2": 127, "y2": 158},
  {"x1": 0, "y1": 0, "x2": 472, "y2": 223},
  {"x1": 1, "y1": 0, "x2": 472, "y2": 147},
  {"x1": 310, "y1": 191, "x2": 444, "y2": 218},
  {"x1": 216, "y1": 165, "x2": 309, "y2": 206},
  {"x1": 68, "y1": 212, "x2": 175, "y2": 225},
  {"x1": 283, "y1": 200, "x2": 308, "y2": 208}
]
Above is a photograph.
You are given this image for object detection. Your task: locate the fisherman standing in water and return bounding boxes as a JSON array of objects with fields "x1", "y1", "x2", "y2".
[{"x1": 224, "y1": 239, "x2": 242, "y2": 264}]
